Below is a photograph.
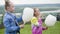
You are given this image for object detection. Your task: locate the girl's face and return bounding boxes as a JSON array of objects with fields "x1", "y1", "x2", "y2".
[
  {"x1": 34, "y1": 8, "x2": 40, "y2": 17},
  {"x1": 7, "y1": 2, "x2": 15, "y2": 13}
]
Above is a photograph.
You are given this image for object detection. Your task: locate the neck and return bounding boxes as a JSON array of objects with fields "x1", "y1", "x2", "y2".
[
  {"x1": 6, "y1": 10, "x2": 13, "y2": 13},
  {"x1": 34, "y1": 15, "x2": 40, "y2": 19},
  {"x1": 34, "y1": 16, "x2": 38, "y2": 18}
]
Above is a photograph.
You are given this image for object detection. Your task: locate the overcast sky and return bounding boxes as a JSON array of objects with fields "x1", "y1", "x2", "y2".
[{"x1": 0, "y1": 0, "x2": 60, "y2": 5}]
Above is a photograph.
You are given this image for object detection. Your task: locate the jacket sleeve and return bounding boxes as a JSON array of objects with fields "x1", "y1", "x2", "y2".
[
  {"x1": 3, "y1": 18, "x2": 20, "y2": 32},
  {"x1": 16, "y1": 16, "x2": 23, "y2": 22}
]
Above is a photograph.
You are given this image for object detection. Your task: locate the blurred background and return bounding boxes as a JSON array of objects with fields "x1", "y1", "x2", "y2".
[{"x1": 0, "y1": 0, "x2": 60, "y2": 34}]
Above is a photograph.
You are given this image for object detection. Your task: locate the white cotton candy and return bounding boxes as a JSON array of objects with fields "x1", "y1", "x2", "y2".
[
  {"x1": 22, "y1": 7, "x2": 34, "y2": 24},
  {"x1": 45, "y1": 14, "x2": 57, "y2": 26}
]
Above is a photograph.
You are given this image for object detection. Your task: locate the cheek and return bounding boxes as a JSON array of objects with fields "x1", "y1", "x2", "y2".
[
  {"x1": 38, "y1": 12, "x2": 40, "y2": 15},
  {"x1": 37, "y1": 12, "x2": 40, "y2": 15},
  {"x1": 11, "y1": 7, "x2": 14, "y2": 10}
]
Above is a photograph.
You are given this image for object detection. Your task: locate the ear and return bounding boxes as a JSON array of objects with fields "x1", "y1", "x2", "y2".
[{"x1": 7, "y1": 6, "x2": 9, "y2": 10}]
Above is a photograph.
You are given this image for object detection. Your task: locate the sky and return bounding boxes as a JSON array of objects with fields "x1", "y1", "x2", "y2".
[{"x1": 0, "y1": 0, "x2": 60, "y2": 5}]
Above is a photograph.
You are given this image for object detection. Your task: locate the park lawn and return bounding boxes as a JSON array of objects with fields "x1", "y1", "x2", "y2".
[{"x1": 0, "y1": 21, "x2": 60, "y2": 34}]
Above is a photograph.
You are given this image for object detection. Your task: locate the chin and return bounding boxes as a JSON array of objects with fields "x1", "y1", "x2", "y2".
[{"x1": 11, "y1": 11, "x2": 14, "y2": 13}]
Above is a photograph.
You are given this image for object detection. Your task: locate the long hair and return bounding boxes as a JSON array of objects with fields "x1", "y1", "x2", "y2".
[{"x1": 33, "y1": 8, "x2": 37, "y2": 16}]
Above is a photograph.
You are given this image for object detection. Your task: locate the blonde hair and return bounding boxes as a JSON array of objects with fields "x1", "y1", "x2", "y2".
[{"x1": 5, "y1": 0, "x2": 10, "y2": 10}]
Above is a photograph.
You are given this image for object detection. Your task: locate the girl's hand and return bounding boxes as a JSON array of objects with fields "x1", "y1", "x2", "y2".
[
  {"x1": 42, "y1": 26, "x2": 48, "y2": 30},
  {"x1": 45, "y1": 27, "x2": 48, "y2": 30},
  {"x1": 19, "y1": 24, "x2": 24, "y2": 28}
]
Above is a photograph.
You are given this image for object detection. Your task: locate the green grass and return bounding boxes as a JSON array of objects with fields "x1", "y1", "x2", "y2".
[
  {"x1": 20, "y1": 24, "x2": 32, "y2": 34},
  {"x1": 0, "y1": 21, "x2": 60, "y2": 34}
]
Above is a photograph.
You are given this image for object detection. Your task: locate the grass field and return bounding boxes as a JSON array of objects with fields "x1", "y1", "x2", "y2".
[{"x1": 0, "y1": 21, "x2": 60, "y2": 34}]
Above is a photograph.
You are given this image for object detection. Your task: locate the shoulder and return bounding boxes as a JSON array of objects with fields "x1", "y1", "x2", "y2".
[
  {"x1": 31, "y1": 17, "x2": 38, "y2": 23},
  {"x1": 3, "y1": 13, "x2": 12, "y2": 20},
  {"x1": 31, "y1": 17, "x2": 37, "y2": 20}
]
